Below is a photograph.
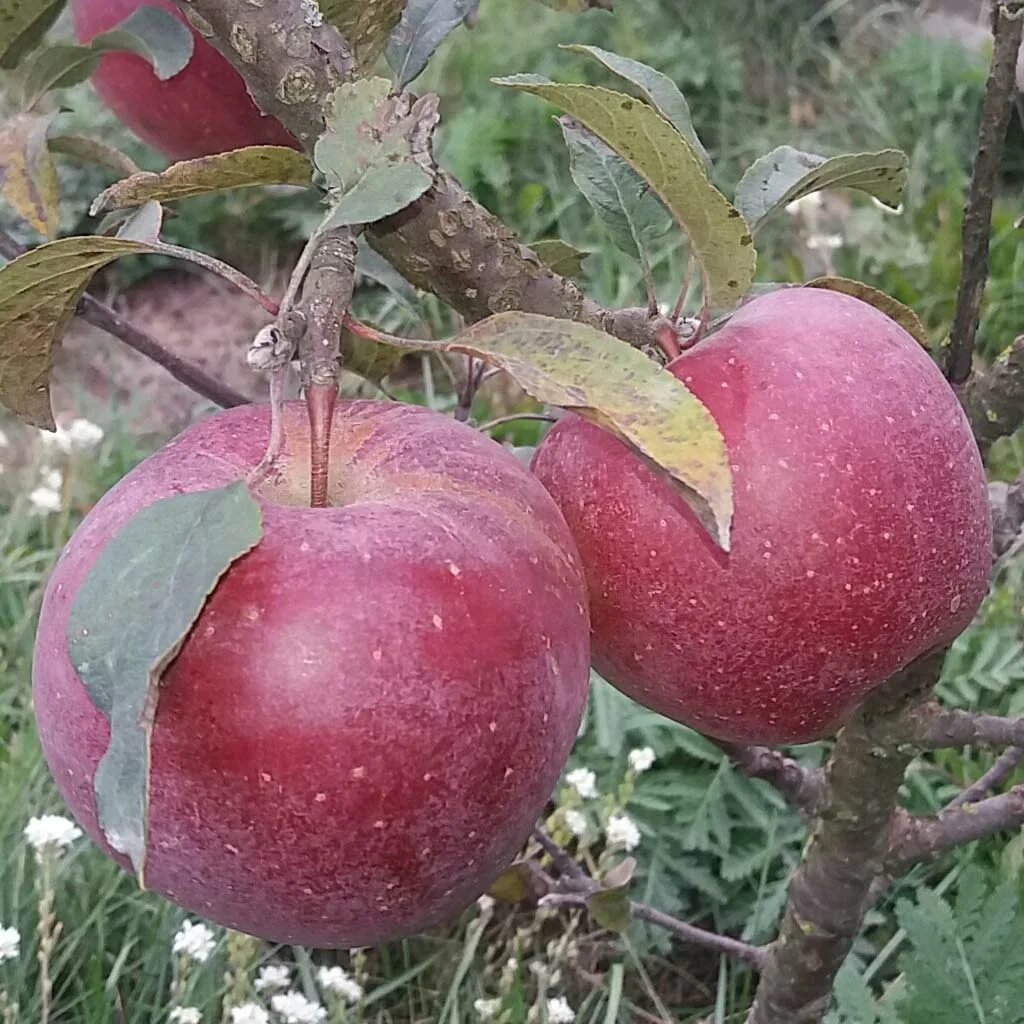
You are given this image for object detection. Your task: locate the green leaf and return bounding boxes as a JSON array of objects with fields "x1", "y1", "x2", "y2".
[
  {"x1": 356, "y1": 246, "x2": 421, "y2": 316},
  {"x1": 805, "y1": 277, "x2": 928, "y2": 349},
  {"x1": 67, "y1": 482, "x2": 262, "y2": 878},
  {"x1": 0, "y1": 0, "x2": 65, "y2": 69},
  {"x1": 495, "y1": 77, "x2": 754, "y2": 308},
  {"x1": 558, "y1": 116, "x2": 671, "y2": 259},
  {"x1": 314, "y1": 76, "x2": 439, "y2": 228},
  {"x1": 90, "y1": 4, "x2": 194, "y2": 80},
  {"x1": 530, "y1": 238, "x2": 589, "y2": 278},
  {"x1": 48, "y1": 133, "x2": 140, "y2": 178},
  {"x1": 0, "y1": 112, "x2": 59, "y2": 238},
  {"x1": 341, "y1": 328, "x2": 404, "y2": 384},
  {"x1": 561, "y1": 44, "x2": 710, "y2": 171},
  {"x1": 90, "y1": 146, "x2": 313, "y2": 214},
  {"x1": 21, "y1": 8, "x2": 192, "y2": 109},
  {"x1": 734, "y1": 145, "x2": 908, "y2": 230},
  {"x1": 375, "y1": 311, "x2": 733, "y2": 548},
  {"x1": 319, "y1": 0, "x2": 406, "y2": 69},
  {"x1": 587, "y1": 886, "x2": 631, "y2": 932},
  {"x1": 602, "y1": 856, "x2": 636, "y2": 889},
  {"x1": 385, "y1": 0, "x2": 475, "y2": 88}
]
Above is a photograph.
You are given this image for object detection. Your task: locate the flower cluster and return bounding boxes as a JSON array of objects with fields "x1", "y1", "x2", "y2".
[
  {"x1": 172, "y1": 921, "x2": 216, "y2": 964},
  {"x1": 0, "y1": 925, "x2": 18, "y2": 963},
  {"x1": 40, "y1": 419, "x2": 105, "y2": 454},
  {"x1": 23, "y1": 814, "x2": 81, "y2": 859},
  {"x1": 270, "y1": 990, "x2": 327, "y2": 1023},
  {"x1": 316, "y1": 965, "x2": 363, "y2": 1004},
  {"x1": 565, "y1": 768, "x2": 597, "y2": 800},
  {"x1": 230, "y1": 1006, "x2": 269, "y2": 1024}
]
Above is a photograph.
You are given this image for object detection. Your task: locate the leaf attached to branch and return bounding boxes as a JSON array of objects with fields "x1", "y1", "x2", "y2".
[
  {"x1": 0, "y1": 0, "x2": 65, "y2": 69},
  {"x1": 371, "y1": 311, "x2": 734, "y2": 549},
  {"x1": 319, "y1": 0, "x2": 406, "y2": 69},
  {"x1": 562, "y1": 44, "x2": 710, "y2": 170},
  {"x1": 495, "y1": 76, "x2": 754, "y2": 308},
  {"x1": 559, "y1": 116, "x2": 671, "y2": 260},
  {"x1": 734, "y1": 145, "x2": 908, "y2": 230},
  {"x1": 90, "y1": 146, "x2": 313, "y2": 214},
  {"x1": 386, "y1": 0, "x2": 476, "y2": 88},
  {"x1": 67, "y1": 482, "x2": 262, "y2": 879},
  {"x1": 314, "y1": 76, "x2": 439, "y2": 228},
  {"x1": 530, "y1": 238, "x2": 589, "y2": 278},
  {"x1": 0, "y1": 112, "x2": 59, "y2": 237}
]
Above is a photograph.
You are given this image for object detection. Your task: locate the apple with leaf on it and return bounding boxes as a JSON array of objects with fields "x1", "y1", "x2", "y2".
[
  {"x1": 71, "y1": 0, "x2": 298, "y2": 160},
  {"x1": 532, "y1": 287, "x2": 992, "y2": 746},
  {"x1": 32, "y1": 400, "x2": 590, "y2": 947}
]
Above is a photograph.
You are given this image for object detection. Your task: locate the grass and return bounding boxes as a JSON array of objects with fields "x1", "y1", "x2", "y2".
[{"x1": 3, "y1": 0, "x2": 1024, "y2": 1020}]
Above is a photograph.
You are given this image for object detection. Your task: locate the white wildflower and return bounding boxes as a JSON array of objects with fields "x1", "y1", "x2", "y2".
[
  {"x1": 785, "y1": 192, "x2": 823, "y2": 216},
  {"x1": 171, "y1": 920, "x2": 216, "y2": 964},
  {"x1": 0, "y1": 925, "x2": 19, "y2": 962},
  {"x1": 41, "y1": 468, "x2": 62, "y2": 490},
  {"x1": 563, "y1": 810, "x2": 587, "y2": 837},
  {"x1": 40, "y1": 418, "x2": 104, "y2": 454},
  {"x1": 0, "y1": 429, "x2": 8, "y2": 446},
  {"x1": 270, "y1": 991, "x2": 327, "y2": 1024},
  {"x1": 23, "y1": 814, "x2": 81, "y2": 856},
  {"x1": 230, "y1": 1005, "x2": 270, "y2": 1024},
  {"x1": 606, "y1": 813, "x2": 641, "y2": 852},
  {"x1": 316, "y1": 965, "x2": 363, "y2": 1003},
  {"x1": 805, "y1": 233, "x2": 844, "y2": 252},
  {"x1": 300, "y1": 0, "x2": 324, "y2": 27},
  {"x1": 169, "y1": 1010, "x2": 202, "y2": 1024},
  {"x1": 254, "y1": 964, "x2": 291, "y2": 992},
  {"x1": 546, "y1": 996, "x2": 575, "y2": 1023},
  {"x1": 477, "y1": 894, "x2": 496, "y2": 914},
  {"x1": 628, "y1": 747, "x2": 656, "y2": 774},
  {"x1": 28, "y1": 486, "x2": 61, "y2": 514},
  {"x1": 565, "y1": 768, "x2": 597, "y2": 800},
  {"x1": 474, "y1": 997, "x2": 501, "y2": 1020},
  {"x1": 505, "y1": 957, "x2": 518, "y2": 972}
]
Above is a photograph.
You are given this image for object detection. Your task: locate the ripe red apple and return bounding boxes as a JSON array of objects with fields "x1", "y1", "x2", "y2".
[
  {"x1": 532, "y1": 287, "x2": 991, "y2": 746},
  {"x1": 33, "y1": 400, "x2": 590, "y2": 946},
  {"x1": 71, "y1": 0, "x2": 298, "y2": 160}
]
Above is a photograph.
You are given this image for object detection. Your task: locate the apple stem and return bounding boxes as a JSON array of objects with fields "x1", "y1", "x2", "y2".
[{"x1": 306, "y1": 383, "x2": 335, "y2": 508}]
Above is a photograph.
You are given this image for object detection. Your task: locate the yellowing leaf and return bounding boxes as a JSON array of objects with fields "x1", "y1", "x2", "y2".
[
  {"x1": 0, "y1": 112, "x2": 59, "y2": 237},
  {"x1": 494, "y1": 77, "x2": 754, "y2": 308},
  {"x1": 487, "y1": 863, "x2": 534, "y2": 903},
  {"x1": 91, "y1": 146, "x2": 313, "y2": 214},
  {"x1": 806, "y1": 276, "x2": 929, "y2": 349},
  {"x1": 67, "y1": 482, "x2": 262, "y2": 878},
  {"x1": 0, "y1": 235, "x2": 272, "y2": 428},
  {"x1": 319, "y1": 0, "x2": 406, "y2": 69},
  {"x1": 376, "y1": 311, "x2": 733, "y2": 549}
]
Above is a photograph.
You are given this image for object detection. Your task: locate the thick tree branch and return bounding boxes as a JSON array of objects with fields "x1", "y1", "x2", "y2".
[
  {"x1": 883, "y1": 701, "x2": 1024, "y2": 749},
  {"x1": 172, "y1": 0, "x2": 661, "y2": 349},
  {"x1": 748, "y1": 651, "x2": 945, "y2": 1024},
  {"x1": 946, "y1": 1, "x2": 1024, "y2": 384},
  {"x1": 0, "y1": 229, "x2": 249, "y2": 410},
  {"x1": 712, "y1": 741, "x2": 827, "y2": 818},
  {"x1": 890, "y1": 784, "x2": 1024, "y2": 867},
  {"x1": 961, "y1": 334, "x2": 1024, "y2": 455}
]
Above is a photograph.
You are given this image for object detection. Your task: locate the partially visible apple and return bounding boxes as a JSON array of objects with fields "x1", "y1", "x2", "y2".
[
  {"x1": 72, "y1": 0, "x2": 298, "y2": 160},
  {"x1": 33, "y1": 400, "x2": 590, "y2": 947},
  {"x1": 532, "y1": 287, "x2": 991, "y2": 746}
]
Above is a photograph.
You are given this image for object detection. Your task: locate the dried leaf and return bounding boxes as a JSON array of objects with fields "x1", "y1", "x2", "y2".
[
  {"x1": 67, "y1": 482, "x2": 262, "y2": 877},
  {"x1": 374, "y1": 311, "x2": 733, "y2": 548},
  {"x1": 806, "y1": 276, "x2": 929, "y2": 349},
  {"x1": 495, "y1": 77, "x2": 754, "y2": 308},
  {"x1": 385, "y1": 0, "x2": 475, "y2": 88},
  {"x1": 90, "y1": 146, "x2": 312, "y2": 214},
  {"x1": 0, "y1": 112, "x2": 58, "y2": 237},
  {"x1": 562, "y1": 44, "x2": 710, "y2": 170},
  {"x1": 314, "y1": 76, "x2": 439, "y2": 228},
  {"x1": 530, "y1": 238, "x2": 589, "y2": 278},
  {"x1": 559, "y1": 116, "x2": 671, "y2": 259},
  {"x1": 735, "y1": 145, "x2": 908, "y2": 229},
  {"x1": 319, "y1": 0, "x2": 406, "y2": 69},
  {"x1": 0, "y1": 0, "x2": 64, "y2": 69},
  {"x1": 602, "y1": 856, "x2": 637, "y2": 889}
]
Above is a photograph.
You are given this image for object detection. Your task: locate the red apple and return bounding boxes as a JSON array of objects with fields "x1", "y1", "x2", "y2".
[
  {"x1": 531, "y1": 287, "x2": 991, "y2": 746},
  {"x1": 72, "y1": 0, "x2": 298, "y2": 160},
  {"x1": 33, "y1": 400, "x2": 590, "y2": 946}
]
